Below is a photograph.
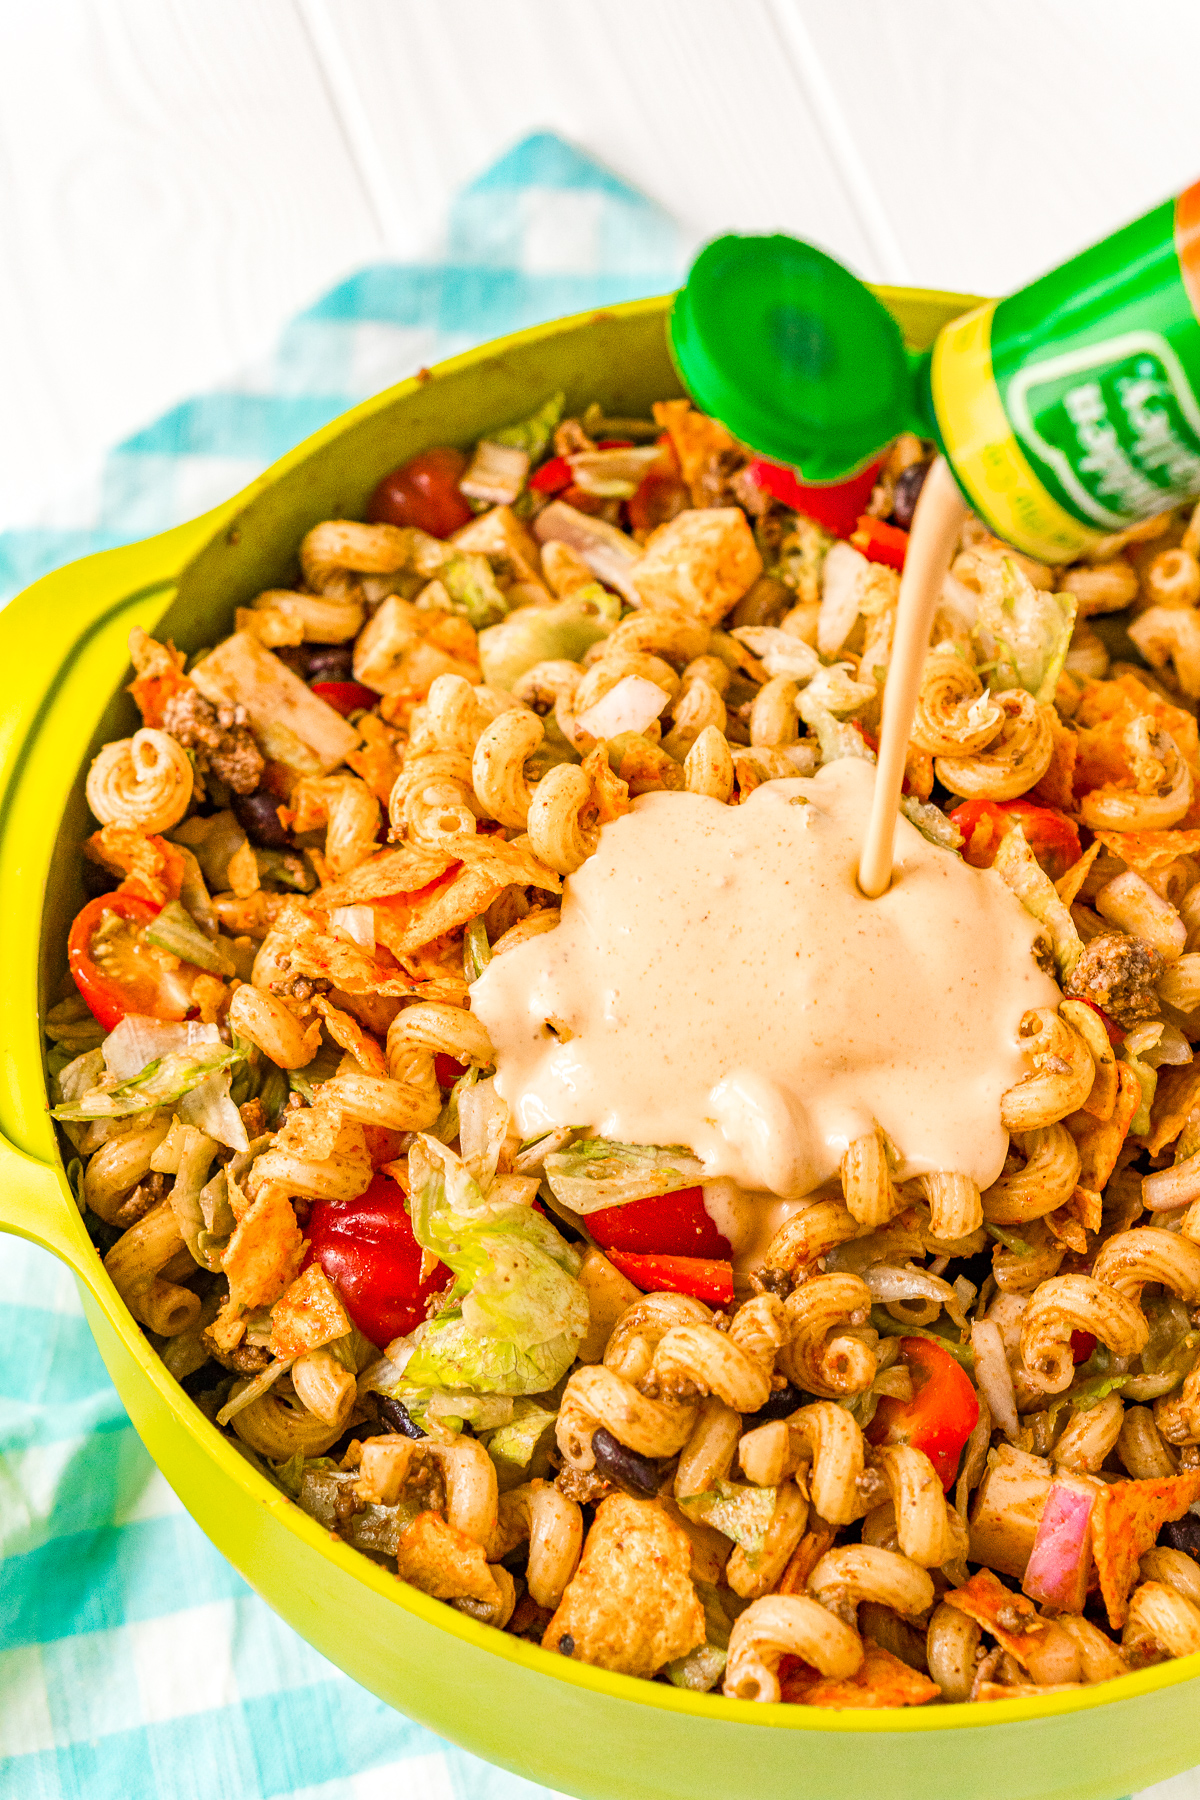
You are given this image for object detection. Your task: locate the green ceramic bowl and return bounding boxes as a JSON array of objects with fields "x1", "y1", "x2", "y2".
[{"x1": 2, "y1": 291, "x2": 1197, "y2": 1800}]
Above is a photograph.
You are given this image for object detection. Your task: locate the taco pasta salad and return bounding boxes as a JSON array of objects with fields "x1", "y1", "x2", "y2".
[{"x1": 47, "y1": 388, "x2": 1200, "y2": 1707}]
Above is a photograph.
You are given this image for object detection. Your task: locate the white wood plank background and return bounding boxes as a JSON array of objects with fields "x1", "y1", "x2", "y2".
[{"x1": 1, "y1": 0, "x2": 1199, "y2": 529}]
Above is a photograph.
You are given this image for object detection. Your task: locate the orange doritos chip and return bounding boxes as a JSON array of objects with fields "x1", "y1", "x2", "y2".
[
  {"x1": 653, "y1": 398, "x2": 735, "y2": 500},
  {"x1": 942, "y1": 1569, "x2": 1048, "y2": 1668},
  {"x1": 1044, "y1": 1206, "x2": 1088, "y2": 1255},
  {"x1": 315, "y1": 844, "x2": 461, "y2": 908},
  {"x1": 1093, "y1": 827, "x2": 1200, "y2": 875},
  {"x1": 1091, "y1": 1472, "x2": 1200, "y2": 1627},
  {"x1": 1064, "y1": 1063, "x2": 1141, "y2": 1192},
  {"x1": 1028, "y1": 710, "x2": 1078, "y2": 812},
  {"x1": 268, "y1": 1263, "x2": 351, "y2": 1359},
  {"x1": 1144, "y1": 1064, "x2": 1200, "y2": 1156},
  {"x1": 1055, "y1": 842, "x2": 1102, "y2": 909},
  {"x1": 312, "y1": 994, "x2": 387, "y2": 1074},
  {"x1": 781, "y1": 1642, "x2": 939, "y2": 1709},
  {"x1": 345, "y1": 715, "x2": 405, "y2": 805},
  {"x1": 84, "y1": 825, "x2": 186, "y2": 907},
  {"x1": 1073, "y1": 676, "x2": 1200, "y2": 825}
]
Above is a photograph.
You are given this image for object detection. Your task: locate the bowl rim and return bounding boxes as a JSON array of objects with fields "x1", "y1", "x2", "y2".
[{"x1": 7, "y1": 288, "x2": 1200, "y2": 1732}]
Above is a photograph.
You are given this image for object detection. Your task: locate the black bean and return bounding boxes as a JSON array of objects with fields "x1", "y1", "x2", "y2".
[
  {"x1": 1160, "y1": 1512, "x2": 1200, "y2": 1561},
  {"x1": 378, "y1": 1395, "x2": 427, "y2": 1440},
  {"x1": 558, "y1": 1634, "x2": 575, "y2": 1656},
  {"x1": 273, "y1": 646, "x2": 309, "y2": 676},
  {"x1": 891, "y1": 460, "x2": 930, "y2": 531},
  {"x1": 590, "y1": 1426, "x2": 663, "y2": 1498},
  {"x1": 231, "y1": 788, "x2": 293, "y2": 849},
  {"x1": 745, "y1": 1382, "x2": 807, "y2": 1424},
  {"x1": 305, "y1": 644, "x2": 355, "y2": 679},
  {"x1": 179, "y1": 1362, "x2": 219, "y2": 1397}
]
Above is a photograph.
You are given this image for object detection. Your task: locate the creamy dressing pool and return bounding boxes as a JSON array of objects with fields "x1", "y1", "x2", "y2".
[{"x1": 471, "y1": 757, "x2": 1059, "y2": 1204}]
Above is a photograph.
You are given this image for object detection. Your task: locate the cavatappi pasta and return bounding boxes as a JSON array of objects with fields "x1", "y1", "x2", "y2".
[{"x1": 47, "y1": 394, "x2": 1200, "y2": 1709}]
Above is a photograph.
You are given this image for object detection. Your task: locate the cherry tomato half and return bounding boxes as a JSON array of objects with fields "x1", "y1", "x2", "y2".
[
  {"x1": 949, "y1": 799, "x2": 1080, "y2": 882},
  {"x1": 866, "y1": 1336, "x2": 979, "y2": 1491},
  {"x1": 743, "y1": 454, "x2": 883, "y2": 539},
  {"x1": 434, "y1": 1053, "x2": 467, "y2": 1089},
  {"x1": 309, "y1": 680, "x2": 379, "y2": 717},
  {"x1": 67, "y1": 892, "x2": 193, "y2": 1031},
  {"x1": 529, "y1": 455, "x2": 573, "y2": 496},
  {"x1": 604, "y1": 1249, "x2": 734, "y2": 1308},
  {"x1": 367, "y1": 446, "x2": 474, "y2": 538},
  {"x1": 588, "y1": 1187, "x2": 731, "y2": 1260},
  {"x1": 849, "y1": 513, "x2": 909, "y2": 571},
  {"x1": 304, "y1": 1170, "x2": 450, "y2": 1349}
]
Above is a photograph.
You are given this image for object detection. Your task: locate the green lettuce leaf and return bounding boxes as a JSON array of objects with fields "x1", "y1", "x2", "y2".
[
  {"x1": 399, "y1": 1134, "x2": 587, "y2": 1400},
  {"x1": 477, "y1": 598, "x2": 612, "y2": 690},
  {"x1": 491, "y1": 390, "x2": 565, "y2": 461},
  {"x1": 437, "y1": 553, "x2": 509, "y2": 629},
  {"x1": 992, "y1": 824, "x2": 1082, "y2": 980},
  {"x1": 543, "y1": 1136, "x2": 705, "y2": 1215},
  {"x1": 51, "y1": 1043, "x2": 246, "y2": 1121},
  {"x1": 479, "y1": 1397, "x2": 560, "y2": 1490},
  {"x1": 677, "y1": 1480, "x2": 777, "y2": 1559},
  {"x1": 972, "y1": 557, "x2": 1076, "y2": 704}
]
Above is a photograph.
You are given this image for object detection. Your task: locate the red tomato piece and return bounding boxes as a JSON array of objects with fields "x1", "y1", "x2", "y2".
[
  {"x1": 604, "y1": 1249, "x2": 734, "y2": 1307},
  {"x1": 67, "y1": 892, "x2": 189, "y2": 1031},
  {"x1": 309, "y1": 680, "x2": 379, "y2": 717},
  {"x1": 434, "y1": 1053, "x2": 467, "y2": 1089},
  {"x1": 743, "y1": 455, "x2": 884, "y2": 539},
  {"x1": 304, "y1": 1171, "x2": 450, "y2": 1349},
  {"x1": 1070, "y1": 1331, "x2": 1098, "y2": 1363},
  {"x1": 850, "y1": 513, "x2": 909, "y2": 571},
  {"x1": 366, "y1": 446, "x2": 474, "y2": 538},
  {"x1": 948, "y1": 798, "x2": 1081, "y2": 882},
  {"x1": 588, "y1": 1187, "x2": 731, "y2": 1259},
  {"x1": 628, "y1": 436, "x2": 689, "y2": 536},
  {"x1": 866, "y1": 1336, "x2": 980, "y2": 1491},
  {"x1": 529, "y1": 455, "x2": 573, "y2": 495}
]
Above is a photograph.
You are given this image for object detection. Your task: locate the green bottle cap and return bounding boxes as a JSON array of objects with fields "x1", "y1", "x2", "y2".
[{"x1": 669, "y1": 233, "x2": 914, "y2": 482}]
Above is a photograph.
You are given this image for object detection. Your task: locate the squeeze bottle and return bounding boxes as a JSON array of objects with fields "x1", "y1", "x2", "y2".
[{"x1": 669, "y1": 181, "x2": 1200, "y2": 562}]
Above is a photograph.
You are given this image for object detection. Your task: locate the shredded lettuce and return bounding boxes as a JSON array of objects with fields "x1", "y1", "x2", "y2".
[
  {"x1": 869, "y1": 1307, "x2": 975, "y2": 1370},
  {"x1": 479, "y1": 1397, "x2": 559, "y2": 1491},
  {"x1": 399, "y1": 1132, "x2": 587, "y2": 1398},
  {"x1": 972, "y1": 557, "x2": 1076, "y2": 705},
  {"x1": 463, "y1": 917, "x2": 491, "y2": 985},
  {"x1": 145, "y1": 900, "x2": 236, "y2": 975},
  {"x1": 992, "y1": 824, "x2": 1083, "y2": 979},
  {"x1": 288, "y1": 1040, "x2": 343, "y2": 1104},
  {"x1": 900, "y1": 795, "x2": 963, "y2": 853},
  {"x1": 477, "y1": 598, "x2": 612, "y2": 690},
  {"x1": 51, "y1": 1042, "x2": 246, "y2": 1121},
  {"x1": 179, "y1": 1069, "x2": 249, "y2": 1152},
  {"x1": 436, "y1": 553, "x2": 509, "y2": 630},
  {"x1": 678, "y1": 1480, "x2": 777, "y2": 1560},
  {"x1": 492, "y1": 390, "x2": 565, "y2": 461},
  {"x1": 543, "y1": 1136, "x2": 706, "y2": 1215}
]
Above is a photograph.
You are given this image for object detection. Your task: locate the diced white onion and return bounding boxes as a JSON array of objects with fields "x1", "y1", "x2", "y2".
[
  {"x1": 331, "y1": 905, "x2": 375, "y2": 954},
  {"x1": 567, "y1": 446, "x2": 661, "y2": 499},
  {"x1": 817, "y1": 540, "x2": 870, "y2": 656},
  {"x1": 575, "y1": 675, "x2": 671, "y2": 741},
  {"x1": 731, "y1": 627, "x2": 821, "y2": 682}
]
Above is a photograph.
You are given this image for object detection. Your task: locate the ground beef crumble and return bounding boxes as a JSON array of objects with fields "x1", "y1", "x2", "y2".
[
  {"x1": 162, "y1": 687, "x2": 264, "y2": 795},
  {"x1": 1064, "y1": 931, "x2": 1164, "y2": 1027}
]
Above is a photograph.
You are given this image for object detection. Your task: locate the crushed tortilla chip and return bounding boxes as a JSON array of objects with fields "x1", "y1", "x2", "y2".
[
  {"x1": 1064, "y1": 1063, "x2": 1141, "y2": 1192},
  {"x1": 1093, "y1": 827, "x2": 1200, "y2": 876},
  {"x1": 346, "y1": 714, "x2": 405, "y2": 805},
  {"x1": 1044, "y1": 1206, "x2": 1088, "y2": 1255},
  {"x1": 1091, "y1": 1472, "x2": 1200, "y2": 1627},
  {"x1": 312, "y1": 994, "x2": 387, "y2": 1073},
  {"x1": 227, "y1": 838, "x2": 261, "y2": 899},
  {"x1": 372, "y1": 840, "x2": 559, "y2": 959},
  {"x1": 269, "y1": 1264, "x2": 351, "y2": 1359},
  {"x1": 1144, "y1": 1064, "x2": 1200, "y2": 1156},
  {"x1": 542, "y1": 1496, "x2": 704, "y2": 1678},
  {"x1": 221, "y1": 1182, "x2": 305, "y2": 1310},
  {"x1": 1027, "y1": 710, "x2": 1078, "y2": 812},
  {"x1": 653, "y1": 399, "x2": 735, "y2": 504},
  {"x1": 1055, "y1": 842, "x2": 1102, "y2": 909},
  {"x1": 942, "y1": 1569, "x2": 1048, "y2": 1668},
  {"x1": 394, "y1": 1511, "x2": 501, "y2": 1605},
  {"x1": 269, "y1": 898, "x2": 422, "y2": 997},
  {"x1": 127, "y1": 629, "x2": 192, "y2": 728},
  {"x1": 204, "y1": 1297, "x2": 246, "y2": 1354},
  {"x1": 780, "y1": 1641, "x2": 939, "y2": 1709},
  {"x1": 85, "y1": 825, "x2": 186, "y2": 907},
  {"x1": 1073, "y1": 676, "x2": 1200, "y2": 826},
  {"x1": 314, "y1": 844, "x2": 460, "y2": 908}
]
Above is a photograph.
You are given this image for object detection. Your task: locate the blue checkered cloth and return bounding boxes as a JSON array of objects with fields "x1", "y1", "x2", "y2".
[{"x1": 0, "y1": 132, "x2": 685, "y2": 1799}]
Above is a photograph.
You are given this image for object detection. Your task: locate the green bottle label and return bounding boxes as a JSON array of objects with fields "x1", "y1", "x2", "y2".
[{"x1": 933, "y1": 185, "x2": 1200, "y2": 561}]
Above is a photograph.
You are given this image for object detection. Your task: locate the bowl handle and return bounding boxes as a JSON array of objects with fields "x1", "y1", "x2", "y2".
[{"x1": 0, "y1": 1128, "x2": 97, "y2": 1280}]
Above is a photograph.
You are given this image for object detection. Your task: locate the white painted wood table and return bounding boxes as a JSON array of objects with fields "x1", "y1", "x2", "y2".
[{"x1": 2, "y1": 0, "x2": 1199, "y2": 529}]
